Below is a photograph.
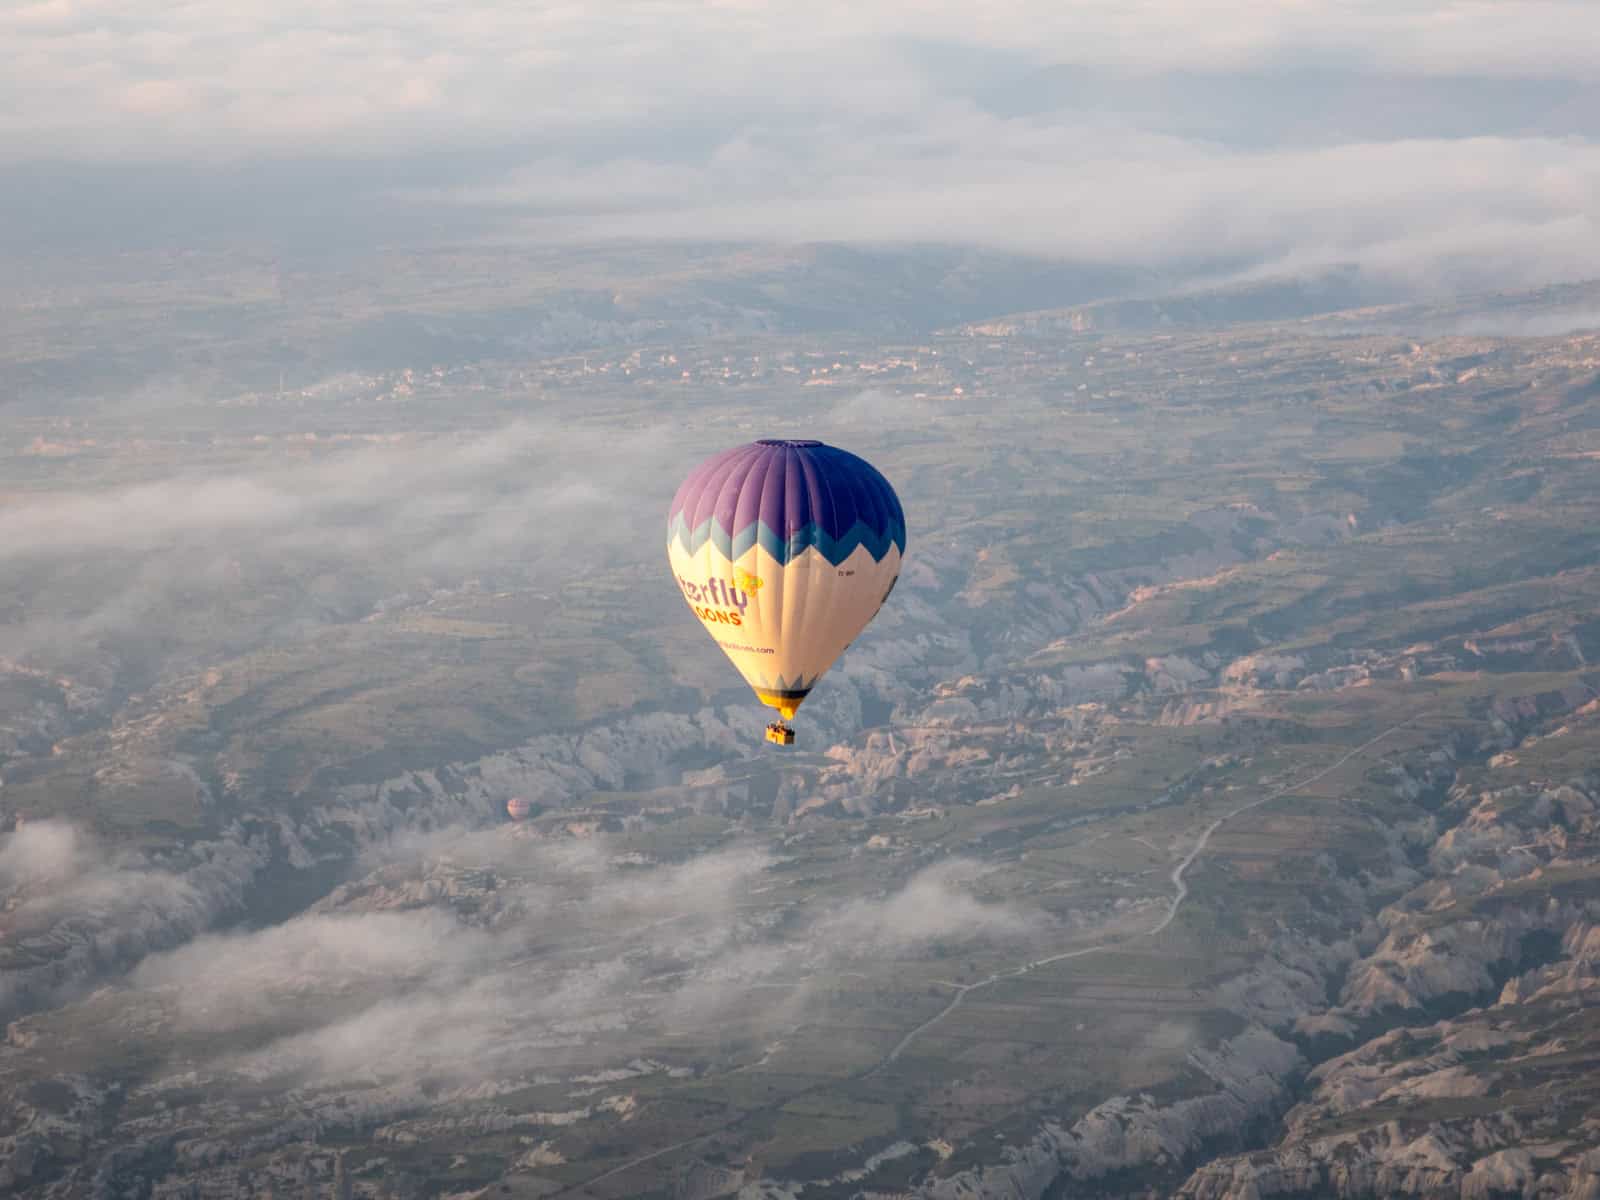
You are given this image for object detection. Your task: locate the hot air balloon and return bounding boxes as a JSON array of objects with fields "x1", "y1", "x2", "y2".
[
  {"x1": 506, "y1": 796, "x2": 531, "y2": 821},
  {"x1": 666, "y1": 439, "x2": 905, "y2": 745}
]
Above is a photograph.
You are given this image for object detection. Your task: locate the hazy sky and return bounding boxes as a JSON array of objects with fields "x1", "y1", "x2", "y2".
[{"x1": 5, "y1": 2, "x2": 1600, "y2": 286}]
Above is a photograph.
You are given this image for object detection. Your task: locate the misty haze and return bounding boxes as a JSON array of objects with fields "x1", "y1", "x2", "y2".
[{"x1": 4, "y1": 3, "x2": 1600, "y2": 1199}]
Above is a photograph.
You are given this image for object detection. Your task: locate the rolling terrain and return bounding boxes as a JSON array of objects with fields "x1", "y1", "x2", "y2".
[{"x1": 3, "y1": 250, "x2": 1600, "y2": 1197}]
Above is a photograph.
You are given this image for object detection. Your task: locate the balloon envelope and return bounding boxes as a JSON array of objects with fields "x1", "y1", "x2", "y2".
[
  {"x1": 667, "y1": 439, "x2": 905, "y2": 720},
  {"x1": 506, "y1": 797, "x2": 531, "y2": 820}
]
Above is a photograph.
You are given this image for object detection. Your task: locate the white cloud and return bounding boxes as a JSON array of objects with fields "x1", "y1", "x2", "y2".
[
  {"x1": 110, "y1": 837, "x2": 1042, "y2": 1087},
  {"x1": 5, "y1": 2, "x2": 1600, "y2": 166},
  {"x1": 824, "y1": 859, "x2": 1041, "y2": 953},
  {"x1": 0, "y1": 820, "x2": 261, "y2": 1015},
  {"x1": 0, "y1": 418, "x2": 694, "y2": 671},
  {"x1": 3, "y1": 3, "x2": 1599, "y2": 286},
  {"x1": 0, "y1": 820, "x2": 209, "y2": 929},
  {"x1": 0, "y1": 421, "x2": 656, "y2": 563}
]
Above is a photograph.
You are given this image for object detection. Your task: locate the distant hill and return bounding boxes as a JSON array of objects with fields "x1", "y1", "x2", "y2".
[{"x1": 959, "y1": 266, "x2": 1400, "y2": 335}]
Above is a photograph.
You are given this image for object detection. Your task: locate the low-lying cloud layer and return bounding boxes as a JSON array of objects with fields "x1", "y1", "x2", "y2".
[
  {"x1": 6, "y1": 2, "x2": 1599, "y2": 159},
  {"x1": 0, "y1": 820, "x2": 203, "y2": 926},
  {"x1": 0, "y1": 396, "x2": 925, "y2": 694},
  {"x1": 113, "y1": 832, "x2": 1043, "y2": 1089},
  {"x1": 0, "y1": 419, "x2": 687, "y2": 675},
  {"x1": 4, "y1": 2, "x2": 1598, "y2": 288},
  {"x1": 0, "y1": 820, "x2": 261, "y2": 1016},
  {"x1": 0, "y1": 421, "x2": 665, "y2": 566}
]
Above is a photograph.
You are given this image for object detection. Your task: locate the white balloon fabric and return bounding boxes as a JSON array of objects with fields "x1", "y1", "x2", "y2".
[{"x1": 666, "y1": 439, "x2": 906, "y2": 724}]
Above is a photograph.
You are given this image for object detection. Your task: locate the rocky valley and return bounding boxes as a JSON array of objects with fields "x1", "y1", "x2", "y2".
[{"x1": 3, "y1": 251, "x2": 1600, "y2": 1198}]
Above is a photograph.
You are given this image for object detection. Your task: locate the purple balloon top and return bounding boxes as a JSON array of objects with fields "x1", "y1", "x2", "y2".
[{"x1": 667, "y1": 439, "x2": 906, "y2": 566}]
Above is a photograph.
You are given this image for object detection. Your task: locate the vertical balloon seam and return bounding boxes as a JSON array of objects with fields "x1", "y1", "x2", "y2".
[
  {"x1": 772, "y1": 446, "x2": 796, "y2": 693},
  {"x1": 746, "y1": 449, "x2": 783, "y2": 692},
  {"x1": 805, "y1": 445, "x2": 849, "y2": 697}
]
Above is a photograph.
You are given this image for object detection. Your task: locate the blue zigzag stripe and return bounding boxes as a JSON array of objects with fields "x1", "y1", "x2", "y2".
[{"x1": 667, "y1": 513, "x2": 906, "y2": 567}]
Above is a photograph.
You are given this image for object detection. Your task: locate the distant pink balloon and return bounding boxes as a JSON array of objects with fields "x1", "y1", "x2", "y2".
[{"x1": 506, "y1": 797, "x2": 531, "y2": 821}]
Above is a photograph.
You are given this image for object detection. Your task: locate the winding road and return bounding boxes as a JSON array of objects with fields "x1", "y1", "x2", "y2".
[{"x1": 876, "y1": 713, "x2": 1430, "y2": 1067}]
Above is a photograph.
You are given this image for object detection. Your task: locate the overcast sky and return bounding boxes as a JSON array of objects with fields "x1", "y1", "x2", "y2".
[{"x1": 4, "y1": 1, "x2": 1599, "y2": 287}]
